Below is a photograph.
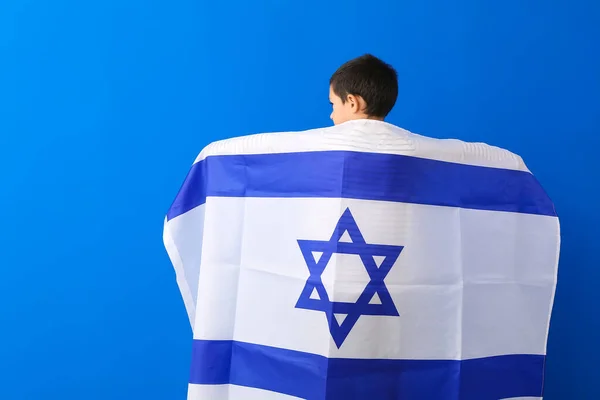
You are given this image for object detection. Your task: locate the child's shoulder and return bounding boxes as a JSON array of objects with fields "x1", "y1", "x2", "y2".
[{"x1": 193, "y1": 125, "x2": 338, "y2": 162}]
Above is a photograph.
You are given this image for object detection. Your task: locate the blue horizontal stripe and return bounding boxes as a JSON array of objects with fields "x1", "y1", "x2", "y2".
[
  {"x1": 167, "y1": 151, "x2": 556, "y2": 221},
  {"x1": 189, "y1": 339, "x2": 545, "y2": 400}
]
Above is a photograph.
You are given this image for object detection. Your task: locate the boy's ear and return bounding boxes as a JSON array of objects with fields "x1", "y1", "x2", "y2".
[{"x1": 347, "y1": 94, "x2": 366, "y2": 114}]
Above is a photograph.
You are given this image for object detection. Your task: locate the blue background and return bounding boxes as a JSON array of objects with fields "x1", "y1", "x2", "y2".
[{"x1": 0, "y1": 0, "x2": 598, "y2": 398}]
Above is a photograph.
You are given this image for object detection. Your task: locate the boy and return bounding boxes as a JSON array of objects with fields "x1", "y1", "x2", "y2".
[
  {"x1": 328, "y1": 54, "x2": 398, "y2": 125},
  {"x1": 165, "y1": 53, "x2": 558, "y2": 400}
]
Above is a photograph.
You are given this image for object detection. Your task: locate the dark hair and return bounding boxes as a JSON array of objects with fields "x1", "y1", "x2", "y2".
[{"x1": 330, "y1": 54, "x2": 398, "y2": 118}]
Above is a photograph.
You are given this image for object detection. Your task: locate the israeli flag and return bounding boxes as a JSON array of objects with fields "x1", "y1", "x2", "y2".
[{"x1": 163, "y1": 120, "x2": 560, "y2": 400}]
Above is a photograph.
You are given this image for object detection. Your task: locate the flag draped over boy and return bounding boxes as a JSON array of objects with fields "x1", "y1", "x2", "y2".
[{"x1": 163, "y1": 55, "x2": 560, "y2": 400}]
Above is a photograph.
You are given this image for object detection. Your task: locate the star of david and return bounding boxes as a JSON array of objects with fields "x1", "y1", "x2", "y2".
[{"x1": 295, "y1": 208, "x2": 404, "y2": 348}]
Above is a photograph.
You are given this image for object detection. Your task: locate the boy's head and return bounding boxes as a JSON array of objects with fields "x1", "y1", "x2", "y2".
[{"x1": 329, "y1": 54, "x2": 398, "y2": 125}]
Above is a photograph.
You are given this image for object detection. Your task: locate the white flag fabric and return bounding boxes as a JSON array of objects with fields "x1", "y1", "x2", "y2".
[{"x1": 163, "y1": 119, "x2": 560, "y2": 400}]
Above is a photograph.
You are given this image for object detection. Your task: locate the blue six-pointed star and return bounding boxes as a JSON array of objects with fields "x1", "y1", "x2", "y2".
[{"x1": 295, "y1": 208, "x2": 404, "y2": 348}]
